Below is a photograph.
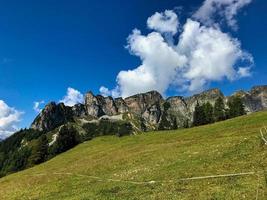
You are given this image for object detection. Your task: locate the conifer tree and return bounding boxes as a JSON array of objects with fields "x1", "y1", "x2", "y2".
[
  {"x1": 227, "y1": 96, "x2": 246, "y2": 118},
  {"x1": 52, "y1": 125, "x2": 79, "y2": 154},
  {"x1": 213, "y1": 97, "x2": 225, "y2": 122},
  {"x1": 203, "y1": 102, "x2": 214, "y2": 124},
  {"x1": 193, "y1": 102, "x2": 205, "y2": 126},
  {"x1": 28, "y1": 134, "x2": 48, "y2": 165}
]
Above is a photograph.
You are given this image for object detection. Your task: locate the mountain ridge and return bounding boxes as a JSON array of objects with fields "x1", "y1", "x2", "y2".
[{"x1": 31, "y1": 85, "x2": 267, "y2": 133}]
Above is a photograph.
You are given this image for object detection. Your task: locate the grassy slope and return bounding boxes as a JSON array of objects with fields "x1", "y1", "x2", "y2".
[{"x1": 0, "y1": 112, "x2": 267, "y2": 200}]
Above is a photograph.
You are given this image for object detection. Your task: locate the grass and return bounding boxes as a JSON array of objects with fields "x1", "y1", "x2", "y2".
[{"x1": 0, "y1": 111, "x2": 267, "y2": 199}]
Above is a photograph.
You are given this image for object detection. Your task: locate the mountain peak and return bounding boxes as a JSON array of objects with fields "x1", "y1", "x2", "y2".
[{"x1": 31, "y1": 85, "x2": 267, "y2": 132}]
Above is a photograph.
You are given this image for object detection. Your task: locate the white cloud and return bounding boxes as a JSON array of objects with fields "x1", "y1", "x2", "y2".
[
  {"x1": 33, "y1": 100, "x2": 45, "y2": 113},
  {"x1": 105, "y1": 29, "x2": 187, "y2": 97},
  {"x1": 176, "y1": 19, "x2": 253, "y2": 92},
  {"x1": 237, "y1": 67, "x2": 252, "y2": 77},
  {"x1": 193, "y1": 0, "x2": 252, "y2": 30},
  {"x1": 99, "y1": 86, "x2": 120, "y2": 97},
  {"x1": 60, "y1": 87, "x2": 84, "y2": 106},
  {"x1": 0, "y1": 100, "x2": 23, "y2": 139},
  {"x1": 147, "y1": 10, "x2": 179, "y2": 35},
  {"x1": 101, "y1": 4, "x2": 253, "y2": 98}
]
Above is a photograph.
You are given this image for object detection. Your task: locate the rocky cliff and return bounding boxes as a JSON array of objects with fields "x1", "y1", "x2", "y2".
[{"x1": 31, "y1": 85, "x2": 267, "y2": 133}]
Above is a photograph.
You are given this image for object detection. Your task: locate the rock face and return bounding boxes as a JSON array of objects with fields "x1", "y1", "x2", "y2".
[
  {"x1": 232, "y1": 85, "x2": 267, "y2": 113},
  {"x1": 142, "y1": 104, "x2": 162, "y2": 125},
  {"x1": 31, "y1": 102, "x2": 74, "y2": 132},
  {"x1": 185, "y1": 89, "x2": 225, "y2": 123},
  {"x1": 124, "y1": 91, "x2": 163, "y2": 115},
  {"x1": 31, "y1": 85, "x2": 267, "y2": 133},
  {"x1": 114, "y1": 98, "x2": 129, "y2": 113},
  {"x1": 84, "y1": 92, "x2": 105, "y2": 117},
  {"x1": 72, "y1": 104, "x2": 87, "y2": 118},
  {"x1": 166, "y1": 96, "x2": 188, "y2": 127}
]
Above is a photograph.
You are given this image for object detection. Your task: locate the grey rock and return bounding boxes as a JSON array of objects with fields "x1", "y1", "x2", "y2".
[
  {"x1": 31, "y1": 85, "x2": 267, "y2": 133},
  {"x1": 72, "y1": 103, "x2": 87, "y2": 118},
  {"x1": 232, "y1": 85, "x2": 267, "y2": 113},
  {"x1": 142, "y1": 104, "x2": 161, "y2": 125},
  {"x1": 99, "y1": 96, "x2": 118, "y2": 116},
  {"x1": 114, "y1": 97, "x2": 129, "y2": 113},
  {"x1": 166, "y1": 96, "x2": 189, "y2": 128},
  {"x1": 84, "y1": 92, "x2": 105, "y2": 117},
  {"x1": 124, "y1": 91, "x2": 163, "y2": 115},
  {"x1": 31, "y1": 102, "x2": 74, "y2": 132}
]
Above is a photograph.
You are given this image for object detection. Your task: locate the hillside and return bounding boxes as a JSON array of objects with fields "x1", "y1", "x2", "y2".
[{"x1": 0, "y1": 111, "x2": 266, "y2": 199}]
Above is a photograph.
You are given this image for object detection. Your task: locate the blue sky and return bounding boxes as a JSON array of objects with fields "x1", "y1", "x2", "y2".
[{"x1": 0, "y1": 0, "x2": 266, "y2": 137}]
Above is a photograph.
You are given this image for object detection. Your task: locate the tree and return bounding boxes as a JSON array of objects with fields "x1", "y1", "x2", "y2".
[
  {"x1": 158, "y1": 102, "x2": 172, "y2": 130},
  {"x1": 183, "y1": 119, "x2": 189, "y2": 128},
  {"x1": 28, "y1": 135, "x2": 48, "y2": 165},
  {"x1": 163, "y1": 102, "x2": 171, "y2": 111},
  {"x1": 193, "y1": 102, "x2": 215, "y2": 126},
  {"x1": 203, "y1": 102, "x2": 214, "y2": 124},
  {"x1": 227, "y1": 96, "x2": 246, "y2": 118},
  {"x1": 172, "y1": 117, "x2": 178, "y2": 130},
  {"x1": 193, "y1": 102, "x2": 205, "y2": 126},
  {"x1": 117, "y1": 123, "x2": 132, "y2": 137},
  {"x1": 213, "y1": 97, "x2": 225, "y2": 122},
  {"x1": 158, "y1": 113, "x2": 171, "y2": 130},
  {"x1": 52, "y1": 125, "x2": 79, "y2": 154}
]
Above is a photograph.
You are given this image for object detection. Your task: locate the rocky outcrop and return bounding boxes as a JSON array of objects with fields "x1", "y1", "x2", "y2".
[
  {"x1": 124, "y1": 91, "x2": 163, "y2": 115},
  {"x1": 232, "y1": 85, "x2": 267, "y2": 113},
  {"x1": 84, "y1": 92, "x2": 105, "y2": 117},
  {"x1": 142, "y1": 104, "x2": 162, "y2": 125},
  {"x1": 31, "y1": 85, "x2": 267, "y2": 133},
  {"x1": 31, "y1": 102, "x2": 74, "y2": 132},
  {"x1": 185, "y1": 89, "x2": 225, "y2": 123},
  {"x1": 114, "y1": 98, "x2": 129, "y2": 113},
  {"x1": 98, "y1": 96, "x2": 118, "y2": 116},
  {"x1": 84, "y1": 92, "x2": 118, "y2": 117},
  {"x1": 72, "y1": 103, "x2": 87, "y2": 118},
  {"x1": 166, "y1": 96, "x2": 189, "y2": 127}
]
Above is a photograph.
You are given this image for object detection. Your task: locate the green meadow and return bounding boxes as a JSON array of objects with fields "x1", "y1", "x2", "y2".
[{"x1": 0, "y1": 111, "x2": 266, "y2": 199}]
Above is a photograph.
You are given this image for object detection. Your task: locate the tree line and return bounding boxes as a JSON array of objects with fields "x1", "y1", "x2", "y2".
[
  {"x1": 0, "y1": 120, "x2": 133, "y2": 177},
  {"x1": 193, "y1": 96, "x2": 246, "y2": 127},
  {"x1": 0, "y1": 96, "x2": 246, "y2": 177}
]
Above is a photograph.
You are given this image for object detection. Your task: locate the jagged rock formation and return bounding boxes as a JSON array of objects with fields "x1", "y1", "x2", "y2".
[
  {"x1": 31, "y1": 85, "x2": 267, "y2": 133},
  {"x1": 31, "y1": 102, "x2": 74, "y2": 132},
  {"x1": 124, "y1": 91, "x2": 163, "y2": 115},
  {"x1": 232, "y1": 86, "x2": 267, "y2": 113}
]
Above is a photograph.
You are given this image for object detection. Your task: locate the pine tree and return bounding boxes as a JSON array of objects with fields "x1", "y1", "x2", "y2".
[
  {"x1": 52, "y1": 125, "x2": 79, "y2": 154},
  {"x1": 193, "y1": 102, "x2": 205, "y2": 126},
  {"x1": 213, "y1": 97, "x2": 225, "y2": 122},
  {"x1": 203, "y1": 102, "x2": 214, "y2": 124},
  {"x1": 28, "y1": 135, "x2": 48, "y2": 165},
  {"x1": 172, "y1": 117, "x2": 178, "y2": 130},
  {"x1": 227, "y1": 96, "x2": 246, "y2": 118}
]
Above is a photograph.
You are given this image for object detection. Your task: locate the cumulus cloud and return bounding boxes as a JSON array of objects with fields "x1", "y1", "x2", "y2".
[
  {"x1": 237, "y1": 67, "x2": 252, "y2": 77},
  {"x1": 115, "y1": 29, "x2": 187, "y2": 97},
  {"x1": 193, "y1": 0, "x2": 252, "y2": 30},
  {"x1": 60, "y1": 87, "x2": 84, "y2": 106},
  {"x1": 176, "y1": 19, "x2": 253, "y2": 92},
  {"x1": 33, "y1": 100, "x2": 45, "y2": 113},
  {"x1": 0, "y1": 100, "x2": 23, "y2": 139},
  {"x1": 99, "y1": 86, "x2": 120, "y2": 97},
  {"x1": 147, "y1": 10, "x2": 179, "y2": 35},
  {"x1": 101, "y1": 2, "x2": 253, "y2": 98}
]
